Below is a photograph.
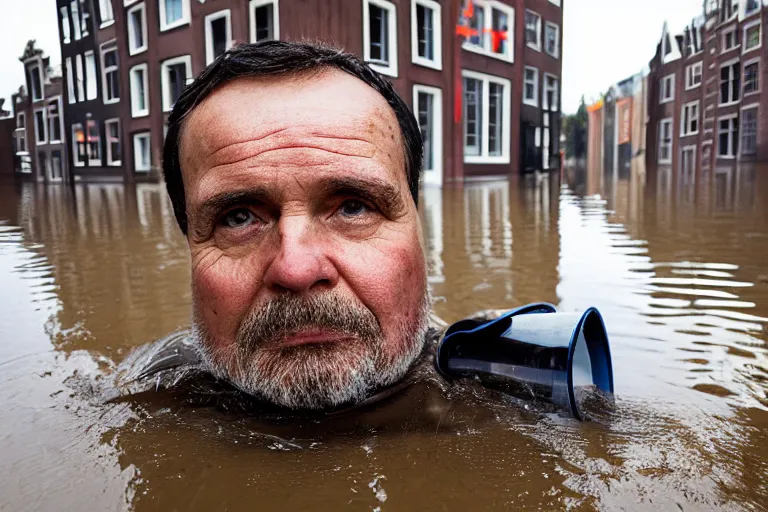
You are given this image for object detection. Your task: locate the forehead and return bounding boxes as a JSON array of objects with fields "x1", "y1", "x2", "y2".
[{"x1": 179, "y1": 69, "x2": 406, "y2": 192}]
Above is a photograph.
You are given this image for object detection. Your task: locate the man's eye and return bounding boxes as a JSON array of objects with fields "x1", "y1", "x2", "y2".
[
  {"x1": 221, "y1": 208, "x2": 257, "y2": 228},
  {"x1": 338, "y1": 200, "x2": 369, "y2": 217}
]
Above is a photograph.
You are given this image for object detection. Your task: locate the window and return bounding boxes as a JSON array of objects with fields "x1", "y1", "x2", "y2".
[
  {"x1": 543, "y1": 74, "x2": 559, "y2": 111},
  {"x1": 744, "y1": 60, "x2": 760, "y2": 94},
  {"x1": 363, "y1": 0, "x2": 398, "y2": 77},
  {"x1": 743, "y1": 21, "x2": 761, "y2": 52},
  {"x1": 660, "y1": 74, "x2": 675, "y2": 103},
  {"x1": 680, "y1": 101, "x2": 700, "y2": 136},
  {"x1": 64, "y1": 58, "x2": 75, "y2": 104},
  {"x1": 50, "y1": 151, "x2": 63, "y2": 181},
  {"x1": 461, "y1": 70, "x2": 511, "y2": 163},
  {"x1": 75, "y1": 55, "x2": 85, "y2": 102},
  {"x1": 34, "y1": 109, "x2": 47, "y2": 144},
  {"x1": 745, "y1": 0, "x2": 761, "y2": 16},
  {"x1": 685, "y1": 62, "x2": 702, "y2": 89},
  {"x1": 658, "y1": 118, "x2": 673, "y2": 163},
  {"x1": 127, "y1": 3, "x2": 147, "y2": 55},
  {"x1": 129, "y1": 63, "x2": 149, "y2": 117},
  {"x1": 718, "y1": 115, "x2": 739, "y2": 158},
  {"x1": 71, "y1": 0, "x2": 82, "y2": 40},
  {"x1": 15, "y1": 120, "x2": 27, "y2": 154},
  {"x1": 17, "y1": 112, "x2": 25, "y2": 129},
  {"x1": 250, "y1": 0, "x2": 279, "y2": 43},
  {"x1": 133, "y1": 132, "x2": 151, "y2": 172},
  {"x1": 159, "y1": 0, "x2": 190, "y2": 31},
  {"x1": 86, "y1": 120, "x2": 101, "y2": 166},
  {"x1": 61, "y1": 7, "x2": 71, "y2": 44},
  {"x1": 205, "y1": 10, "x2": 232, "y2": 65},
  {"x1": 544, "y1": 22, "x2": 559, "y2": 58},
  {"x1": 84, "y1": 50, "x2": 97, "y2": 100},
  {"x1": 720, "y1": 61, "x2": 741, "y2": 105},
  {"x1": 525, "y1": 10, "x2": 541, "y2": 50},
  {"x1": 101, "y1": 42, "x2": 119, "y2": 103},
  {"x1": 105, "y1": 119, "x2": 121, "y2": 166},
  {"x1": 28, "y1": 63, "x2": 43, "y2": 102},
  {"x1": 411, "y1": 0, "x2": 442, "y2": 70},
  {"x1": 549, "y1": 0, "x2": 561, "y2": 5},
  {"x1": 523, "y1": 66, "x2": 538, "y2": 107},
  {"x1": 72, "y1": 123, "x2": 86, "y2": 167},
  {"x1": 741, "y1": 107, "x2": 758, "y2": 156},
  {"x1": 462, "y1": 0, "x2": 514, "y2": 62},
  {"x1": 413, "y1": 85, "x2": 443, "y2": 183},
  {"x1": 48, "y1": 99, "x2": 62, "y2": 143},
  {"x1": 98, "y1": 0, "x2": 114, "y2": 27},
  {"x1": 161, "y1": 55, "x2": 191, "y2": 112},
  {"x1": 722, "y1": 28, "x2": 737, "y2": 52},
  {"x1": 79, "y1": 0, "x2": 91, "y2": 37}
]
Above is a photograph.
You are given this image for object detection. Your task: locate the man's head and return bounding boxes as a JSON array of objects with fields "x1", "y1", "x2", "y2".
[{"x1": 163, "y1": 41, "x2": 430, "y2": 410}]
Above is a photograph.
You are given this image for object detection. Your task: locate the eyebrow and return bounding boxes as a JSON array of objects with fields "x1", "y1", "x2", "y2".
[
  {"x1": 191, "y1": 188, "x2": 274, "y2": 237},
  {"x1": 319, "y1": 176, "x2": 406, "y2": 217}
]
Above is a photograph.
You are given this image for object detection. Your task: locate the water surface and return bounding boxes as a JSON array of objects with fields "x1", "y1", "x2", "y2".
[{"x1": 1, "y1": 166, "x2": 767, "y2": 510}]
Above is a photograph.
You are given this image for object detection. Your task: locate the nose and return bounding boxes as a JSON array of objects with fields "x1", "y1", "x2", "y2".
[{"x1": 261, "y1": 215, "x2": 339, "y2": 294}]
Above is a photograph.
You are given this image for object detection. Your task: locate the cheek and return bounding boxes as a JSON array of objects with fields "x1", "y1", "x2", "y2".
[{"x1": 192, "y1": 252, "x2": 262, "y2": 346}]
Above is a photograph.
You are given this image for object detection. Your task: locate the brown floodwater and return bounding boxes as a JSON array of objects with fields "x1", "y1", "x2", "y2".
[{"x1": 1, "y1": 165, "x2": 767, "y2": 510}]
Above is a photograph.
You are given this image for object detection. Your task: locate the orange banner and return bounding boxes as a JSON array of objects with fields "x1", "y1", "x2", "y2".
[{"x1": 617, "y1": 98, "x2": 632, "y2": 145}]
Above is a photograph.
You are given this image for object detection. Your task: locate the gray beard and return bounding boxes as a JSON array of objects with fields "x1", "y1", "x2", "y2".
[{"x1": 192, "y1": 290, "x2": 430, "y2": 410}]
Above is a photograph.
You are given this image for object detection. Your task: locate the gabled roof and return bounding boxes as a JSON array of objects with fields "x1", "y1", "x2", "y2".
[{"x1": 660, "y1": 21, "x2": 682, "y2": 64}]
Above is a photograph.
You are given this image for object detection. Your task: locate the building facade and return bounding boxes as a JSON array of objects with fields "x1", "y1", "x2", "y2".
[
  {"x1": 44, "y1": 0, "x2": 564, "y2": 186},
  {"x1": 646, "y1": 0, "x2": 768, "y2": 190},
  {"x1": 10, "y1": 41, "x2": 69, "y2": 183}
]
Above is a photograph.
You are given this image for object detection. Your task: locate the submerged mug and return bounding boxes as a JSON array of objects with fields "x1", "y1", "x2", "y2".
[{"x1": 436, "y1": 303, "x2": 614, "y2": 420}]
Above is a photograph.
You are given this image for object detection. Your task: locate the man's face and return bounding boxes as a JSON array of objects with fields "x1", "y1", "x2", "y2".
[{"x1": 179, "y1": 70, "x2": 429, "y2": 409}]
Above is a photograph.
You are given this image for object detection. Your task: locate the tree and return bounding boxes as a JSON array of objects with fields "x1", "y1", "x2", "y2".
[{"x1": 562, "y1": 96, "x2": 587, "y2": 159}]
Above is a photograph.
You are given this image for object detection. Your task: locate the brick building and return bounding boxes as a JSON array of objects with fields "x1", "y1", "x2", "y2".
[
  {"x1": 47, "y1": 0, "x2": 564, "y2": 186},
  {"x1": 646, "y1": 0, "x2": 768, "y2": 189}
]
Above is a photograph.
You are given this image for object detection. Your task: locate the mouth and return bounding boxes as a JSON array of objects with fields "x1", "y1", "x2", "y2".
[{"x1": 277, "y1": 329, "x2": 354, "y2": 348}]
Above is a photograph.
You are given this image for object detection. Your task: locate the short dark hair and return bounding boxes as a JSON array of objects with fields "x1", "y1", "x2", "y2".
[{"x1": 163, "y1": 40, "x2": 423, "y2": 235}]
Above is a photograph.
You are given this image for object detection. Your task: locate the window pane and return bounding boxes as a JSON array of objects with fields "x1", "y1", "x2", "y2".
[
  {"x1": 255, "y1": 4, "x2": 273, "y2": 41},
  {"x1": 211, "y1": 16, "x2": 228, "y2": 59},
  {"x1": 745, "y1": 63, "x2": 759, "y2": 93},
  {"x1": 369, "y1": 5, "x2": 388, "y2": 62},
  {"x1": 742, "y1": 109, "x2": 758, "y2": 155},
  {"x1": 491, "y1": 9, "x2": 507, "y2": 54},
  {"x1": 35, "y1": 111, "x2": 45, "y2": 141},
  {"x1": 468, "y1": 7, "x2": 484, "y2": 46},
  {"x1": 131, "y1": 10, "x2": 144, "y2": 48},
  {"x1": 417, "y1": 92, "x2": 434, "y2": 170},
  {"x1": 463, "y1": 77, "x2": 482, "y2": 155},
  {"x1": 416, "y1": 4, "x2": 433, "y2": 60},
  {"x1": 165, "y1": 0, "x2": 183, "y2": 24},
  {"x1": 169, "y1": 63, "x2": 187, "y2": 105},
  {"x1": 488, "y1": 83, "x2": 503, "y2": 155},
  {"x1": 525, "y1": 12, "x2": 539, "y2": 47}
]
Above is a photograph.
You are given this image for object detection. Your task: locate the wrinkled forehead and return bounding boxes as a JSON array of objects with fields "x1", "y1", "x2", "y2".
[{"x1": 179, "y1": 69, "x2": 406, "y2": 178}]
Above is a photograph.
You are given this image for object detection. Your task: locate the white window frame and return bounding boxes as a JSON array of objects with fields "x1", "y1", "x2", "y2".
[
  {"x1": 133, "y1": 132, "x2": 151, "y2": 172},
  {"x1": 543, "y1": 73, "x2": 559, "y2": 111},
  {"x1": 159, "y1": 0, "x2": 191, "y2": 32},
  {"x1": 412, "y1": 84, "x2": 443, "y2": 185},
  {"x1": 363, "y1": 0, "x2": 399, "y2": 77},
  {"x1": 680, "y1": 100, "x2": 700, "y2": 137},
  {"x1": 161, "y1": 55, "x2": 192, "y2": 112},
  {"x1": 410, "y1": 0, "x2": 442, "y2": 70},
  {"x1": 722, "y1": 26, "x2": 738, "y2": 52},
  {"x1": 743, "y1": 57, "x2": 761, "y2": 96},
  {"x1": 98, "y1": 0, "x2": 115, "y2": 28},
  {"x1": 28, "y1": 62, "x2": 44, "y2": 102},
  {"x1": 658, "y1": 118, "x2": 673, "y2": 164},
  {"x1": 742, "y1": 19, "x2": 762, "y2": 53},
  {"x1": 462, "y1": 0, "x2": 515, "y2": 63},
  {"x1": 249, "y1": 0, "x2": 280, "y2": 43},
  {"x1": 65, "y1": 58, "x2": 76, "y2": 104},
  {"x1": 717, "y1": 113, "x2": 739, "y2": 159},
  {"x1": 205, "y1": 10, "x2": 233, "y2": 65},
  {"x1": 75, "y1": 54, "x2": 85, "y2": 102},
  {"x1": 461, "y1": 69, "x2": 511, "y2": 164},
  {"x1": 84, "y1": 50, "x2": 98, "y2": 100},
  {"x1": 47, "y1": 97, "x2": 63, "y2": 143},
  {"x1": 72, "y1": 123, "x2": 85, "y2": 167},
  {"x1": 33, "y1": 107, "x2": 47, "y2": 145},
  {"x1": 105, "y1": 118, "x2": 121, "y2": 166},
  {"x1": 685, "y1": 61, "x2": 702, "y2": 90},
  {"x1": 100, "y1": 41, "x2": 119, "y2": 104},
  {"x1": 127, "y1": 2, "x2": 148, "y2": 56},
  {"x1": 124, "y1": 0, "x2": 139, "y2": 5},
  {"x1": 61, "y1": 7, "x2": 71, "y2": 44},
  {"x1": 523, "y1": 66, "x2": 539, "y2": 107},
  {"x1": 525, "y1": 9, "x2": 541, "y2": 51},
  {"x1": 129, "y1": 63, "x2": 149, "y2": 118},
  {"x1": 544, "y1": 21, "x2": 560, "y2": 59},
  {"x1": 720, "y1": 58, "x2": 741, "y2": 106},
  {"x1": 660, "y1": 74, "x2": 675, "y2": 103},
  {"x1": 740, "y1": 103, "x2": 759, "y2": 157},
  {"x1": 71, "y1": 0, "x2": 82, "y2": 40}
]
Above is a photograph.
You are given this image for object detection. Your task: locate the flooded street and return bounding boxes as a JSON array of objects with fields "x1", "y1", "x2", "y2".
[{"x1": 1, "y1": 167, "x2": 767, "y2": 510}]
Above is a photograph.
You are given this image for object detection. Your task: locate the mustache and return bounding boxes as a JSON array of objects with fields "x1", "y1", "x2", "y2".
[{"x1": 236, "y1": 293, "x2": 383, "y2": 355}]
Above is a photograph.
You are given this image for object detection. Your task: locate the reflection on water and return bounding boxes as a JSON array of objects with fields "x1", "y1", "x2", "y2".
[{"x1": 1, "y1": 166, "x2": 767, "y2": 509}]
